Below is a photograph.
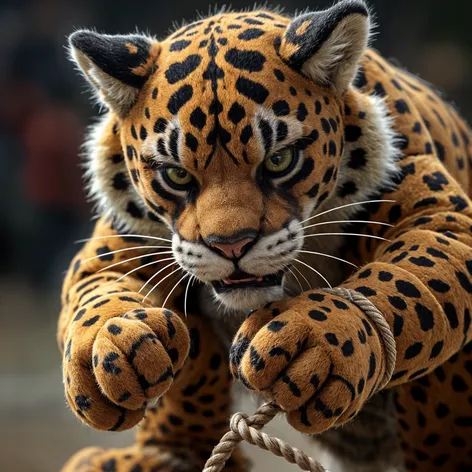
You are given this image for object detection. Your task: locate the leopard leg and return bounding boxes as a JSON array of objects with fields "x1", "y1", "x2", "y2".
[
  {"x1": 61, "y1": 444, "x2": 199, "y2": 472},
  {"x1": 136, "y1": 312, "x2": 248, "y2": 471},
  {"x1": 395, "y1": 343, "x2": 472, "y2": 472}
]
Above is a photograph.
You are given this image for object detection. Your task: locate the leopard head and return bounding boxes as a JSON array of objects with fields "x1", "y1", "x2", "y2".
[{"x1": 70, "y1": 0, "x2": 375, "y2": 311}]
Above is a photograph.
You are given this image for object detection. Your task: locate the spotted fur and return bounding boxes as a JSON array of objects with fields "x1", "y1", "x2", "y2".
[{"x1": 60, "y1": 1, "x2": 472, "y2": 471}]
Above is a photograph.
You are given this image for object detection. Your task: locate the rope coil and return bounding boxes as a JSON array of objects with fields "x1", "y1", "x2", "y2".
[{"x1": 203, "y1": 287, "x2": 397, "y2": 472}]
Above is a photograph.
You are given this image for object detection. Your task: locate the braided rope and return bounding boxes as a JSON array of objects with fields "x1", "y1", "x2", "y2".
[{"x1": 203, "y1": 288, "x2": 396, "y2": 472}]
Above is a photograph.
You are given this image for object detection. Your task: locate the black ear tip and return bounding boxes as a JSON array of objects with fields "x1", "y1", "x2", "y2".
[
  {"x1": 69, "y1": 30, "x2": 100, "y2": 50},
  {"x1": 336, "y1": 0, "x2": 369, "y2": 17}
]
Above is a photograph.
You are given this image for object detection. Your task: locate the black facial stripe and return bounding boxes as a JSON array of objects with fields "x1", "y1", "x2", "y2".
[
  {"x1": 281, "y1": 157, "x2": 315, "y2": 188},
  {"x1": 169, "y1": 128, "x2": 180, "y2": 161},
  {"x1": 201, "y1": 34, "x2": 239, "y2": 169},
  {"x1": 151, "y1": 178, "x2": 179, "y2": 202},
  {"x1": 258, "y1": 119, "x2": 274, "y2": 154},
  {"x1": 165, "y1": 55, "x2": 203, "y2": 85},
  {"x1": 276, "y1": 121, "x2": 288, "y2": 142}
]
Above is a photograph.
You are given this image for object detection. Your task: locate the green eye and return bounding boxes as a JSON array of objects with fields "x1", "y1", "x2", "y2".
[
  {"x1": 164, "y1": 167, "x2": 193, "y2": 188},
  {"x1": 264, "y1": 148, "x2": 295, "y2": 175}
]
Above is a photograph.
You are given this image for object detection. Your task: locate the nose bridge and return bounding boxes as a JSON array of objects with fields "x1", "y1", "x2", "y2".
[{"x1": 196, "y1": 178, "x2": 263, "y2": 241}]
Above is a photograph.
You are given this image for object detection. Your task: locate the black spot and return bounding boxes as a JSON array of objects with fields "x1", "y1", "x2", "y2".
[
  {"x1": 405, "y1": 342, "x2": 423, "y2": 359},
  {"x1": 325, "y1": 333, "x2": 339, "y2": 345},
  {"x1": 168, "y1": 84, "x2": 193, "y2": 114},
  {"x1": 393, "y1": 314, "x2": 404, "y2": 337},
  {"x1": 225, "y1": 48, "x2": 266, "y2": 72},
  {"x1": 415, "y1": 303, "x2": 434, "y2": 331},
  {"x1": 373, "y1": 82, "x2": 386, "y2": 97},
  {"x1": 228, "y1": 102, "x2": 246, "y2": 124},
  {"x1": 267, "y1": 321, "x2": 287, "y2": 332},
  {"x1": 367, "y1": 352, "x2": 376, "y2": 379},
  {"x1": 309, "y1": 310, "x2": 327, "y2": 321},
  {"x1": 126, "y1": 201, "x2": 144, "y2": 218},
  {"x1": 389, "y1": 205, "x2": 402, "y2": 223},
  {"x1": 296, "y1": 103, "x2": 308, "y2": 121},
  {"x1": 236, "y1": 77, "x2": 268, "y2": 104},
  {"x1": 341, "y1": 340, "x2": 354, "y2": 357},
  {"x1": 436, "y1": 403, "x2": 450, "y2": 419},
  {"x1": 96, "y1": 246, "x2": 113, "y2": 261},
  {"x1": 409, "y1": 256, "x2": 435, "y2": 268},
  {"x1": 396, "y1": 280, "x2": 421, "y2": 298},
  {"x1": 274, "y1": 69, "x2": 285, "y2": 81},
  {"x1": 190, "y1": 107, "x2": 207, "y2": 130},
  {"x1": 411, "y1": 386, "x2": 427, "y2": 403},
  {"x1": 272, "y1": 100, "x2": 290, "y2": 116},
  {"x1": 112, "y1": 172, "x2": 129, "y2": 191},
  {"x1": 83, "y1": 315, "x2": 100, "y2": 327},
  {"x1": 107, "y1": 324, "x2": 122, "y2": 335},
  {"x1": 185, "y1": 133, "x2": 198, "y2": 152},
  {"x1": 103, "y1": 352, "x2": 121, "y2": 375},
  {"x1": 348, "y1": 148, "x2": 367, "y2": 169},
  {"x1": 249, "y1": 346, "x2": 265, "y2": 371},
  {"x1": 434, "y1": 141, "x2": 446, "y2": 162},
  {"x1": 355, "y1": 286, "x2": 376, "y2": 297},
  {"x1": 423, "y1": 171, "x2": 448, "y2": 192},
  {"x1": 338, "y1": 181, "x2": 357, "y2": 197},
  {"x1": 165, "y1": 55, "x2": 202, "y2": 84},
  {"x1": 379, "y1": 271, "x2": 393, "y2": 282},
  {"x1": 170, "y1": 40, "x2": 191, "y2": 51},
  {"x1": 395, "y1": 99, "x2": 410, "y2": 114},
  {"x1": 444, "y1": 302, "x2": 459, "y2": 329},
  {"x1": 450, "y1": 195, "x2": 468, "y2": 211},
  {"x1": 238, "y1": 28, "x2": 265, "y2": 40},
  {"x1": 240, "y1": 124, "x2": 253, "y2": 144},
  {"x1": 210, "y1": 353, "x2": 222, "y2": 370},
  {"x1": 344, "y1": 125, "x2": 362, "y2": 142},
  {"x1": 452, "y1": 375, "x2": 468, "y2": 392}
]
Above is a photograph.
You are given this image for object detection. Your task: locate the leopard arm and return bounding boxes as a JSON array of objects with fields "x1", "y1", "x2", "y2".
[
  {"x1": 58, "y1": 217, "x2": 193, "y2": 431},
  {"x1": 339, "y1": 153, "x2": 472, "y2": 388}
]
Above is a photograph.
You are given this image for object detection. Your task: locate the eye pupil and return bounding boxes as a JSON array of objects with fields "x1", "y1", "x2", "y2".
[{"x1": 270, "y1": 155, "x2": 282, "y2": 165}]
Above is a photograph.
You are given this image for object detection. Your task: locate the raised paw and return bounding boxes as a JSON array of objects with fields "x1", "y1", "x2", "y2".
[
  {"x1": 63, "y1": 293, "x2": 190, "y2": 431},
  {"x1": 229, "y1": 292, "x2": 385, "y2": 434}
]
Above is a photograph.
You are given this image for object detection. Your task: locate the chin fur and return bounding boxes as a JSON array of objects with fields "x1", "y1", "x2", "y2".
[{"x1": 212, "y1": 285, "x2": 285, "y2": 312}]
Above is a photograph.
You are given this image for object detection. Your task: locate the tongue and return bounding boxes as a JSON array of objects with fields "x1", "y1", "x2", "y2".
[{"x1": 223, "y1": 276, "x2": 263, "y2": 285}]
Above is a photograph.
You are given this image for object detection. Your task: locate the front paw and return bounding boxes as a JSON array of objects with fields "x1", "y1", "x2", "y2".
[
  {"x1": 229, "y1": 292, "x2": 384, "y2": 434},
  {"x1": 63, "y1": 295, "x2": 190, "y2": 431}
]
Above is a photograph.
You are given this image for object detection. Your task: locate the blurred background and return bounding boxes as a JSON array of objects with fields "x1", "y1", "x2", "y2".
[{"x1": 0, "y1": 0, "x2": 470, "y2": 470}]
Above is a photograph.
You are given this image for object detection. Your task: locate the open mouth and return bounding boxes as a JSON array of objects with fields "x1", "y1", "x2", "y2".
[{"x1": 212, "y1": 270, "x2": 284, "y2": 293}]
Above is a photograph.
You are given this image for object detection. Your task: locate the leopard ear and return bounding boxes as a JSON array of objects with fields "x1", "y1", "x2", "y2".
[
  {"x1": 69, "y1": 30, "x2": 160, "y2": 116},
  {"x1": 279, "y1": 0, "x2": 370, "y2": 93}
]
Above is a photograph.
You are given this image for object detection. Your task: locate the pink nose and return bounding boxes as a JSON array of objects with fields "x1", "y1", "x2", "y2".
[{"x1": 210, "y1": 237, "x2": 255, "y2": 260}]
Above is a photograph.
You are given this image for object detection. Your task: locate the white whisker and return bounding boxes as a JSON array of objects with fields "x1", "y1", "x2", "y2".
[
  {"x1": 303, "y1": 220, "x2": 393, "y2": 231},
  {"x1": 115, "y1": 256, "x2": 175, "y2": 282},
  {"x1": 162, "y1": 273, "x2": 190, "y2": 309},
  {"x1": 143, "y1": 266, "x2": 182, "y2": 302},
  {"x1": 83, "y1": 246, "x2": 171, "y2": 263},
  {"x1": 297, "y1": 250, "x2": 358, "y2": 269},
  {"x1": 76, "y1": 234, "x2": 172, "y2": 244},
  {"x1": 300, "y1": 200, "x2": 396, "y2": 225},
  {"x1": 285, "y1": 266, "x2": 303, "y2": 293},
  {"x1": 291, "y1": 264, "x2": 312, "y2": 290},
  {"x1": 300, "y1": 232, "x2": 390, "y2": 242},
  {"x1": 139, "y1": 260, "x2": 179, "y2": 293},
  {"x1": 98, "y1": 252, "x2": 174, "y2": 274},
  {"x1": 293, "y1": 258, "x2": 332, "y2": 289},
  {"x1": 184, "y1": 275, "x2": 195, "y2": 318}
]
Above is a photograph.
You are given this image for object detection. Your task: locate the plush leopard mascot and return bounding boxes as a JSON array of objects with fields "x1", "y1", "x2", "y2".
[{"x1": 60, "y1": 1, "x2": 472, "y2": 471}]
